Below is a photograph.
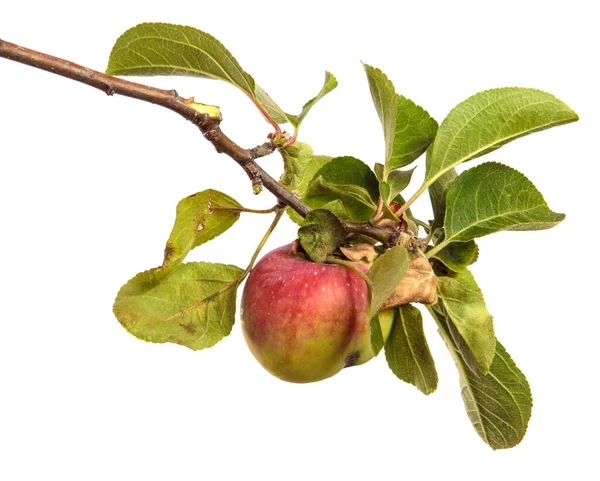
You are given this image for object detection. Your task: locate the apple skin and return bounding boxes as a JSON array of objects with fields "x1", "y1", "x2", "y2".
[{"x1": 241, "y1": 244, "x2": 376, "y2": 383}]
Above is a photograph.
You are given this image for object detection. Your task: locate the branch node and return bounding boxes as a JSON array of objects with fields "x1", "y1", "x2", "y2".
[{"x1": 203, "y1": 128, "x2": 220, "y2": 143}]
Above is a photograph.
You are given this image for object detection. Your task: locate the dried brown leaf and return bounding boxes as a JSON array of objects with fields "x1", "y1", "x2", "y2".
[
  {"x1": 340, "y1": 243, "x2": 379, "y2": 263},
  {"x1": 381, "y1": 256, "x2": 438, "y2": 309}
]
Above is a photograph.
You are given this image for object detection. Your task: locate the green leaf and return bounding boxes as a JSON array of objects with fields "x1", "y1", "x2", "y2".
[
  {"x1": 279, "y1": 142, "x2": 332, "y2": 225},
  {"x1": 375, "y1": 164, "x2": 415, "y2": 199},
  {"x1": 305, "y1": 156, "x2": 379, "y2": 221},
  {"x1": 431, "y1": 306, "x2": 533, "y2": 450},
  {"x1": 279, "y1": 142, "x2": 332, "y2": 193},
  {"x1": 425, "y1": 87, "x2": 578, "y2": 185},
  {"x1": 298, "y1": 209, "x2": 347, "y2": 263},
  {"x1": 255, "y1": 72, "x2": 338, "y2": 128},
  {"x1": 106, "y1": 23, "x2": 255, "y2": 96},
  {"x1": 114, "y1": 262, "x2": 243, "y2": 350},
  {"x1": 364, "y1": 65, "x2": 437, "y2": 176},
  {"x1": 370, "y1": 316, "x2": 385, "y2": 357},
  {"x1": 444, "y1": 162, "x2": 565, "y2": 244},
  {"x1": 460, "y1": 341, "x2": 532, "y2": 450},
  {"x1": 379, "y1": 180, "x2": 392, "y2": 203},
  {"x1": 307, "y1": 176, "x2": 378, "y2": 210},
  {"x1": 427, "y1": 160, "x2": 458, "y2": 232},
  {"x1": 385, "y1": 305, "x2": 438, "y2": 395},
  {"x1": 363, "y1": 64, "x2": 397, "y2": 175},
  {"x1": 436, "y1": 269, "x2": 495, "y2": 376},
  {"x1": 367, "y1": 245, "x2": 409, "y2": 314},
  {"x1": 391, "y1": 95, "x2": 438, "y2": 170},
  {"x1": 255, "y1": 85, "x2": 294, "y2": 125},
  {"x1": 151, "y1": 190, "x2": 242, "y2": 282},
  {"x1": 296, "y1": 71, "x2": 338, "y2": 125},
  {"x1": 387, "y1": 167, "x2": 416, "y2": 199},
  {"x1": 433, "y1": 241, "x2": 479, "y2": 272}
]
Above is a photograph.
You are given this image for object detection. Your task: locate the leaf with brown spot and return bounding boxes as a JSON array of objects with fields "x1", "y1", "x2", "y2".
[
  {"x1": 114, "y1": 262, "x2": 244, "y2": 350},
  {"x1": 151, "y1": 189, "x2": 242, "y2": 282},
  {"x1": 381, "y1": 256, "x2": 437, "y2": 309}
]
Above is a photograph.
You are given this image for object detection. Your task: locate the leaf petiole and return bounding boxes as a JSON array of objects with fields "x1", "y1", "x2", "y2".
[
  {"x1": 409, "y1": 216, "x2": 431, "y2": 233},
  {"x1": 211, "y1": 204, "x2": 282, "y2": 215},
  {"x1": 396, "y1": 182, "x2": 429, "y2": 217},
  {"x1": 240, "y1": 207, "x2": 285, "y2": 282},
  {"x1": 425, "y1": 239, "x2": 450, "y2": 259}
]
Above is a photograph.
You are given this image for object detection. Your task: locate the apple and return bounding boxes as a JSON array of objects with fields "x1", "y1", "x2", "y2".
[{"x1": 240, "y1": 243, "x2": 393, "y2": 383}]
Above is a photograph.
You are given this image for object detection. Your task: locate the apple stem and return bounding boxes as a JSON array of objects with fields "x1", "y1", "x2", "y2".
[{"x1": 326, "y1": 256, "x2": 373, "y2": 286}]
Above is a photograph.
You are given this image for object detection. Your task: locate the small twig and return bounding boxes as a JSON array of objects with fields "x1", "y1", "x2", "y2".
[{"x1": 0, "y1": 38, "x2": 398, "y2": 247}]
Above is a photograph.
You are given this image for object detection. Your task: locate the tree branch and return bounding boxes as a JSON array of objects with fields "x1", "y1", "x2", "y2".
[{"x1": 0, "y1": 39, "x2": 397, "y2": 246}]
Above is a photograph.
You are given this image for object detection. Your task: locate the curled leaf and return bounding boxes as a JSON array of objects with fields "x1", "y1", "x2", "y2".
[
  {"x1": 340, "y1": 243, "x2": 379, "y2": 263},
  {"x1": 150, "y1": 190, "x2": 241, "y2": 282},
  {"x1": 298, "y1": 209, "x2": 347, "y2": 263}
]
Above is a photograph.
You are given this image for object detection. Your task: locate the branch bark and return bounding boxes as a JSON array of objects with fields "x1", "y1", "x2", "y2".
[{"x1": 0, "y1": 39, "x2": 397, "y2": 246}]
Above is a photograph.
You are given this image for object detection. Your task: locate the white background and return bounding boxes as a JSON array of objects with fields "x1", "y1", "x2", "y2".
[{"x1": 1, "y1": 1, "x2": 598, "y2": 479}]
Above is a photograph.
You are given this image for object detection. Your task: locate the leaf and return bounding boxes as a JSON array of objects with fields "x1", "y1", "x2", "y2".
[
  {"x1": 436, "y1": 269, "x2": 495, "y2": 376},
  {"x1": 106, "y1": 23, "x2": 255, "y2": 96},
  {"x1": 433, "y1": 241, "x2": 479, "y2": 272},
  {"x1": 460, "y1": 341, "x2": 532, "y2": 450},
  {"x1": 363, "y1": 64, "x2": 397, "y2": 174},
  {"x1": 340, "y1": 243, "x2": 379, "y2": 263},
  {"x1": 296, "y1": 71, "x2": 338, "y2": 125},
  {"x1": 425, "y1": 87, "x2": 578, "y2": 185},
  {"x1": 385, "y1": 305, "x2": 438, "y2": 394},
  {"x1": 391, "y1": 95, "x2": 438, "y2": 170},
  {"x1": 367, "y1": 245, "x2": 409, "y2": 314},
  {"x1": 381, "y1": 256, "x2": 438, "y2": 309},
  {"x1": 113, "y1": 262, "x2": 243, "y2": 350},
  {"x1": 255, "y1": 85, "x2": 294, "y2": 125},
  {"x1": 279, "y1": 142, "x2": 332, "y2": 193},
  {"x1": 307, "y1": 176, "x2": 378, "y2": 210},
  {"x1": 444, "y1": 162, "x2": 565, "y2": 243},
  {"x1": 387, "y1": 167, "x2": 416, "y2": 199},
  {"x1": 151, "y1": 190, "x2": 242, "y2": 281},
  {"x1": 255, "y1": 72, "x2": 337, "y2": 128},
  {"x1": 315, "y1": 199, "x2": 350, "y2": 221},
  {"x1": 298, "y1": 209, "x2": 347, "y2": 263},
  {"x1": 375, "y1": 164, "x2": 416, "y2": 197},
  {"x1": 432, "y1": 306, "x2": 533, "y2": 450},
  {"x1": 305, "y1": 156, "x2": 379, "y2": 221},
  {"x1": 427, "y1": 160, "x2": 458, "y2": 232},
  {"x1": 370, "y1": 316, "x2": 385, "y2": 357},
  {"x1": 279, "y1": 142, "x2": 332, "y2": 224}
]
